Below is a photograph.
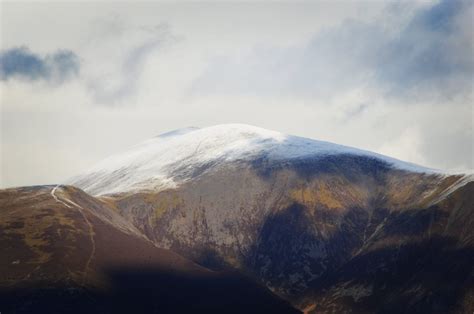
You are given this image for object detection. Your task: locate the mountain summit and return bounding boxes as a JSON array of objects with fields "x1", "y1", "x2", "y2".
[{"x1": 70, "y1": 124, "x2": 435, "y2": 196}]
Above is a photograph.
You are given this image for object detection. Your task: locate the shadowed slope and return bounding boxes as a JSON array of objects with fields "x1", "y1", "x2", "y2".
[{"x1": 300, "y1": 182, "x2": 474, "y2": 314}]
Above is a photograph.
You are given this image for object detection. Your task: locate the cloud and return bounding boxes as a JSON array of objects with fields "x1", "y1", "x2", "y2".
[
  {"x1": 374, "y1": 0, "x2": 473, "y2": 100},
  {"x1": 343, "y1": 103, "x2": 369, "y2": 121},
  {"x1": 378, "y1": 127, "x2": 427, "y2": 167},
  {"x1": 191, "y1": 0, "x2": 473, "y2": 104},
  {"x1": 85, "y1": 23, "x2": 174, "y2": 105},
  {"x1": 0, "y1": 47, "x2": 79, "y2": 83}
]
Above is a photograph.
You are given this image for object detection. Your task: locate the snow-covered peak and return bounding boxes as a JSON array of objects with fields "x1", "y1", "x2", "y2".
[{"x1": 69, "y1": 124, "x2": 438, "y2": 195}]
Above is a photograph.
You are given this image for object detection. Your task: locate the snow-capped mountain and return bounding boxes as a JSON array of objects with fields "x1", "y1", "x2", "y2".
[
  {"x1": 70, "y1": 124, "x2": 437, "y2": 196},
  {"x1": 64, "y1": 124, "x2": 473, "y2": 313}
]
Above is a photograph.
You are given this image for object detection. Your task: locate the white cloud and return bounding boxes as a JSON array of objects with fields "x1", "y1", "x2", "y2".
[{"x1": 378, "y1": 127, "x2": 427, "y2": 167}]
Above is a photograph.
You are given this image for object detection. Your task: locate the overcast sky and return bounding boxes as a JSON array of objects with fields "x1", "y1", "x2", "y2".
[{"x1": 1, "y1": 0, "x2": 473, "y2": 188}]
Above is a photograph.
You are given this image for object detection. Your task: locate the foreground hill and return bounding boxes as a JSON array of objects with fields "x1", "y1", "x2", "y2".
[
  {"x1": 68, "y1": 124, "x2": 473, "y2": 313},
  {"x1": 0, "y1": 185, "x2": 300, "y2": 314}
]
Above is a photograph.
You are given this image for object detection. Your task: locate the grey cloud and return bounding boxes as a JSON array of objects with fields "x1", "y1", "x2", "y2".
[
  {"x1": 343, "y1": 103, "x2": 369, "y2": 121},
  {"x1": 191, "y1": 0, "x2": 473, "y2": 103},
  {"x1": 374, "y1": 0, "x2": 473, "y2": 99},
  {"x1": 410, "y1": 0, "x2": 464, "y2": 33},
  {"x1": 87, "y1": 23, "x2": 173, "y2": 105},
  {"x1": 0, "y1": 47, "x2": 79, "y2": 83},
  {"x1": 87, "y1": 38, "x2": 163, "y2": 104}
]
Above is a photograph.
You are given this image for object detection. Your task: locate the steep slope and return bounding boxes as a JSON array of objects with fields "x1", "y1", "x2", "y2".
[
  {"x1": 69, "y1": 124, "x2": 474, "y2": 313},
  {"x1": 0, "y1": 185, "x2": 300, "y2": 314}
]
